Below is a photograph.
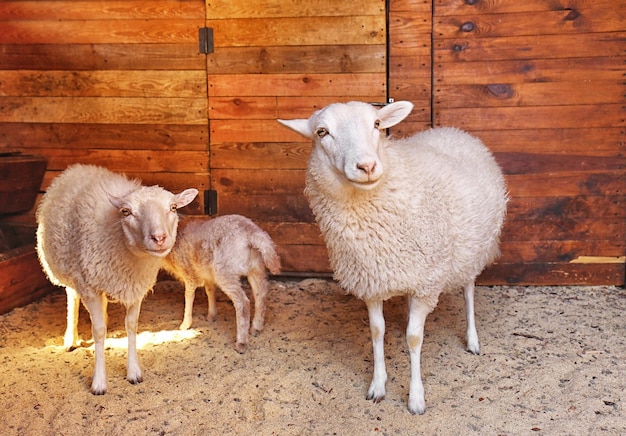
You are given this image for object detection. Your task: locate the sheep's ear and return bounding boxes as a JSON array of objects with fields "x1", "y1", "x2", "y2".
[
  {"x1": 174, "y1": 188, "x2": 198, "y2": 209},
  {"x1": 377, "y1": 101, "x2": 414, "y2": 129},
  {"x1": 106, "y1": 192, "x2": 126, "y2": 210},
  {"x1": 277, "y1": 118, "x2": 313, "y2": 139}
]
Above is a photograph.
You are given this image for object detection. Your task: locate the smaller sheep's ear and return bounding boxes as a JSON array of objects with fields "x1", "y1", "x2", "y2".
[
  {"x1": 174, "y1": 188, "x2": 198, "y2": 209},
  {"x1": 277, "y1": 118, "x2": 313, "y2": 139},
  {"x1": 106, "y1": 192, "x2": 126, "y2": 210},
  {"x1": 377, "y1": 101, "x2": 414, "y2": 129}
]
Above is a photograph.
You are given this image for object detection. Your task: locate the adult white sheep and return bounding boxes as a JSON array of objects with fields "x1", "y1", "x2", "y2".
[
  {"x1": 278, "y1": 101, "x2": 507, "y2": 415},
  {"x1": 36, "y1": 164, "x2": 198, "y2": 395},
  {"x1": 162, "y1": 214, "x2": 281, "y2": 353}
]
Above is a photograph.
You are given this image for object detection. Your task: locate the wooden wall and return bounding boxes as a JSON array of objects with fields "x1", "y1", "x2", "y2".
[
  {"x1": 206, "y1": 0, "x2": 387, "y2": 272},
  {"x1": 1, "y1": 0, "x2": 624, "y2": 286},
  {"x1": 433, "y1": 0, "x2": 626, "y2": 285},
  {"x1": 0, "y1": 0, "x2": 209, "y2": 215}
]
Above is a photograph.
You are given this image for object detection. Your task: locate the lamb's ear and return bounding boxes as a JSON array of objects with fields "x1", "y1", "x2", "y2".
[
  {"x1": 377, "y1": 101, "x2": 414, "y2": 129},
  {"x1": 277, "y1": 118, "x2": 314, "y2": 139},
  {"x1": 174, "y1": 188, "x2": 198, "y2": 209}
]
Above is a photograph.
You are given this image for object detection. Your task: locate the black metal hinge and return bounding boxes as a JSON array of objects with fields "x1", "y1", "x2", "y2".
[
  {"x1": 204, "y1": 189, "x2": 218, "y2": 215},
  {"x1": 198, "y1": 27, "x2": 214, "y2": 54}
]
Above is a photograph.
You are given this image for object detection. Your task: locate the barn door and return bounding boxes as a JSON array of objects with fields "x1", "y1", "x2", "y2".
[{"x1": 205, "y1": 0, "x2": 388, "y2": 273}]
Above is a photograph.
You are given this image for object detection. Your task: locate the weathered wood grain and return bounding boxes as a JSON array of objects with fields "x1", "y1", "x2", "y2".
[{"x1": 206, "y1": 0, "x2": 385, "y2": 18}]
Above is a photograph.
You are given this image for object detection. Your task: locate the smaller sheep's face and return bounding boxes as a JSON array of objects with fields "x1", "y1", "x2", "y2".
[
  {"x1": 109, "y1": 187, "x2": 198, "y2": 258},
  {"x1": 278, "y1": 101, "x2": 414, "y2": 191}
]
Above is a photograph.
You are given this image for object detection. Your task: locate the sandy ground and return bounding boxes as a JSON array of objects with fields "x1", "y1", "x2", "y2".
[{"x1": 0, "y1": 278, "x2": 624, "y2": 435}]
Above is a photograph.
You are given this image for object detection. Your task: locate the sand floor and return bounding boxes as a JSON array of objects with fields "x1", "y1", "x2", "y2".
[{"x1": 0, "y1": 279, "x2": 624, "y2": 435}]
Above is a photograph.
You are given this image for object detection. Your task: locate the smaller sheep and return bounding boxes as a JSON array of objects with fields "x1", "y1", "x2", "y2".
[
  {"x1": 36, "y1": 164, "x2": 197, "y2": 394},
  {"x1": 162, "y1": 214, "x2": 281, "y2": 353},
  {"x1": 278, "y1": 101, "x2": 507, "y2": 414}
]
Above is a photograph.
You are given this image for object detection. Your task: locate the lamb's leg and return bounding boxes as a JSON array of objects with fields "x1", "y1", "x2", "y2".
[
  {"x1": 205, "y1": 282, "x2": 218, "y2": 321},
  {"x1": 125, "y1": 299, "x2": 143, "y2": 385},
  {"x1": 246, "y1": 269, "x2": 268, "y2": 335},
  {"x1": 179, "y1": 282, "x2": 197, "y2": 330},
  {"x1": 216, "y1": 275, "x2": 250, "y2": 353},
  {"x1": 463, "y1": 281, "x2": 480, "y2": 355},
  {"x1": 365, "y1": 299, "x2": 387, "y2": 403},
  {"x1": 406, "y1": 296, "x2": 431, "y2": 415},
  {"x1": 81, "y1": 293, "x2": 108, "y2": 395},
  {"x1": 64, "y1": 287, "x2": 80, "y2": 351}
]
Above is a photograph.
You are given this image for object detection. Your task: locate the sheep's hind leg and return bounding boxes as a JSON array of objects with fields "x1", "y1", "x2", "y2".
[
  {"x1": 125, "y1": 299, "x2": 144, "y2": 385},
  {"x1": 179, "y1": 282, "x2": 198, "y2": 330},
  {"x1": 406, "y1": 296, "x2": 431, "y2": 415},
  {"x1": 365, "y1": 299, "x2": 387, "y2": 403},
  {"x1": 63, "y1": 287, "x2": 80, "y2": 351},
  {"x1": 81, "y1": 293, "x2": 108, "y2": 395},
  {"x1": 463, "y1": 281, "x2": 480, "y2": 355},
  {"x1": 246, "y1": 269, "x2": 268, "y2": 335},
  {"x1": 217, "y1": 275, "x2": 251, "y2": 353}
]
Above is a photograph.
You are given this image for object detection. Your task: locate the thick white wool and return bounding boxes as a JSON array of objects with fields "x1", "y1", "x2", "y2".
[{"x1": 304, "y1": 113, "x2": 507, "y2": 307}]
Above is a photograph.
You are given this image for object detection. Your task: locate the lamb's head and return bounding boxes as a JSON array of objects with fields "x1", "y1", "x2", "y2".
[
  {"x1": 108, "y1": 186, "x2": 198, "y2": 258},
  {"x1": 278, "y1": 101, "x2": 413, "y2": 190}
]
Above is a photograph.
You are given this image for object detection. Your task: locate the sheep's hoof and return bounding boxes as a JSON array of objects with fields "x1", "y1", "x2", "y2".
[
  {"x1": 250, "y1": 327, "x2": 262, "y2": 337},
  {"x1": 366, "y1": 392, "x2": 385, "y2": 404},
  {"x1": 90, "y1": 384, "x2": 107, "y2": 395},
  {"x1": 179, "y1": 322, "x2": 191, "y2": 330},
  {"x1": 235, "y1": 342, "x2": 247, "y2": 354}
]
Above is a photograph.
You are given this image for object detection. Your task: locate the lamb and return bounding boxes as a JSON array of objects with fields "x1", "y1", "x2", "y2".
[
  {"x1": 36, "y1": 164, "x2": 198, "y2": 395},
  {"x1": 162, "y1": 214, "x2": 281, "y2": 353},
  {"x1": 278, "y1": 101, "x2": 507, "y2": 415}
]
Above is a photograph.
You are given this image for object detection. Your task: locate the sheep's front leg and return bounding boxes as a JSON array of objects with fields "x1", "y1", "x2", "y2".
[
  {"x1": 365, "y1": 299, "x2": 387, "y2": 403},
  {"x1": 406, "y1": 296, "x2": 431, "y2": 415},
  {"x1": 81, "y1": 293, "x2": 108, "y2": 395},
  {"x1": 463, "y1": 281, "x2": 480, "y2": 355},
  {"x1": 125, "y1": 299, "x2": 143, "y2": 385},
  {"x1": 64, "y1": 287, "x2": 80, "y2": 351},
  {"x1": 179, "y1": 282, "x2": 197, "y2": 330}
]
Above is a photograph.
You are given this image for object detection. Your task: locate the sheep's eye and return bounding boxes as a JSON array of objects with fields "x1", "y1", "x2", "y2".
[
  {"x1": 170, "y1": 205, "x2": 178, "y2": 212},
  {"x1": 316, "y1": 127, "x2": 328, "y2": 138},
  {"x1": 374, "y1": 120, "x2": 381, "y2": 129},
  {"x1": 120, "y1": 208, "x2": 132, "y2": 217}
]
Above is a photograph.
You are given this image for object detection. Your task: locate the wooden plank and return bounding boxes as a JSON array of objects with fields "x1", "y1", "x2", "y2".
[
  {"x1": 206, "y1": 0, "x2": 385, "y2": 18},
  {"x1": 0, "y1": 97, "x2": 207, "y2": 124},
  {"x1": 496, "y1": 152, "x2": 625, "y2": 175},
  {"x1": 0, "y1": 70, "x2": 206, "y2": 98},
  {"x1": 499, "y1": 240, "x2": 625, "y2": 263},
  {"x1": 506, "y1": 195, "x2": 625, "y2": 219},
  {"x1": 435, "y1": 9, "x2": 626, "y2": 38},
  {"x1": 33, "y1": 148, "x2": 207, "y2": 172},
  {"x1": 477, "y1": 128, "x2": 624, "y2": 154},
  {"x1": 257, "y1": 222, "x2": 324, "y2": 246},
  {"x1": 210, "y1": 142, "x2": 310, "y2": 170},
  {"x1": 501, "y1": 217, "x2": 625, "y2": 242},
  {"x1": 435, "y1": 82, "x2": 624, "y2": 107},
  {"x1": 435, "y1": 0, "x2": 618, "y2": 16},
  {"x1": 478, "y1": 262, "x2": 624, "y2": 286},
  {"x1": 207, "y1": 45, "x2": 386, "y2": 75},
  {"x1": 435, "y1": 57, "x2": 626, "y2": 85},
  {"x1": 215, "y1": 194, "x2": 313, "y2": 223},
  {"x1": 435, "y1": 33, "x2": 626, "y2": 62},
  {"x1": 212, "y1": 119, "x2": 305, "y2": 143},
  {"x1": 208, "y1": 73, "x2": 386, "y2": 97},
  {"x1": 435, "y1": 104, "x2": 625, "y2": 130},
  {"x1": 0, "y1": 123, "x2": 208, "y2": 151},
  {"x1": 275, "y1": 244, "x2": 330, "y2": 273},
  {"x1": 0, "y1": 20, "x2": 200, "y2": 44},
  {"x1": 390, "y1": 0, "x2": 432, "y2": 13},
  {"x1": 0, "y1": 1, "x2": 204, "y2": 20},
  {"x1": 207, "y1": 17, "x2": 385, "y2": 47},
  {"x1": 212, "y1": 169, "x2": 305, "y2": 196},
  {"x1": 506, "y1": 173, "x2": 623, "y2": 198},
  {"x1": 0, "y1": 44, "x2": 205, "y2": 71}
]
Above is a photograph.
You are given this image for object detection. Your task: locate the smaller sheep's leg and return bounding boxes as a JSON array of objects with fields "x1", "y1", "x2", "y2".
[
  {"x1": 125, "y1": 299, "x2": 143, "y2": 385},
  {"x1": 64, "y1": 287, "x2": 80, "y2": 351},
  {"x1": 406, "y1": 296, "x2": 431, "y2": 415},
  {"x1": 365, "y1": 299, "x2": 387, "y2": 403},
  {"x1": 216, "y1": 275, "x2": 251, "y2": 354},
  {"x1": 204, "y1": 282, "x2": 218, "y2": 321},
  {"x1": 463, "y1": 281, "x2": 480, "y2": 355},
  {"x1": 179, "y1": 282, "x2": 197, "y2": 330},
  {"x1": 81, "y1": 293, "x2": 108, "y2": 395},
  {"x1": 246, "y1": 269, "x2": 268, "y2": 335}
]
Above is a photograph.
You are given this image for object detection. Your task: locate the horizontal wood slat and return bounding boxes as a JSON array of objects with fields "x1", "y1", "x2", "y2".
[
  {"x1": 206, "y1": 0, "x2": 385, "y2": 18},
  {"x1": 435, "y1": 0, "x2": 618, "y2": 16}
]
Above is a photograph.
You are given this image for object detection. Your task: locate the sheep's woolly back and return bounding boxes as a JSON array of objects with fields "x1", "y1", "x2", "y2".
[
  {"x1": 300, "y1": 105, "x2": 507, "y2": 306},
  {"x1": 36, "y1": 164, "x2": 189, "y2": 305},
  {"x1": 163, "y1": 214, "x2": 281, "y2": 286}
]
